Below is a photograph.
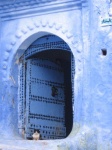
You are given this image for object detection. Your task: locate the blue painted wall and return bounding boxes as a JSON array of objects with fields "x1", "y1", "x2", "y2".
[{"x1": 0, "y1": 0, "x2": 112, "y2": 149}]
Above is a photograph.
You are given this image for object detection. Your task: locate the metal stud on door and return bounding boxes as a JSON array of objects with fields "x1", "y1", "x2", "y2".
[{"x1": 25, "y1": 58, "x2": 66, "y2": 139}]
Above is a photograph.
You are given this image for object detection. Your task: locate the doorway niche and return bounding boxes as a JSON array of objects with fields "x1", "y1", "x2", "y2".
[{"x1": 18, "y1": 34, "x2": 74, "y2": 140}]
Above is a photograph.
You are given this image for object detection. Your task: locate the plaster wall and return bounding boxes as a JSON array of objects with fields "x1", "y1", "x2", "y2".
[
  {"x1": 0, "y1": 4, "x2": 85, "y2": 143},
  {"x1": 0, "y1": 0, "x2": 112, "y2": 149}
]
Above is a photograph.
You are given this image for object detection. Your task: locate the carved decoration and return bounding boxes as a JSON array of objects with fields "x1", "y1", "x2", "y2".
[
  {"x1": 1, "y1": 19, "x2": 82, "y2": 80},
  {"x1": 0, "y1": 0, "x2": 88, "y2": 20}
]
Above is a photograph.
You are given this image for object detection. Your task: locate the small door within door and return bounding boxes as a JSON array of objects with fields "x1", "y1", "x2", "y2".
[{"x1": 25, "y1": 58, "x2": 66, "y2": 139}]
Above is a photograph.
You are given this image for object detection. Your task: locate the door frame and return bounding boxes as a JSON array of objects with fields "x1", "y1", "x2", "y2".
[{"x1": 18, "y1": 34, "x2": 75, "y2": 139}]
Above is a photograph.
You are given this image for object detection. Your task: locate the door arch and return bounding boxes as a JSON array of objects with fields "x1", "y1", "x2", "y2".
[{"x1": 19, "y1": 34, "x2": 74, "y2": 140}]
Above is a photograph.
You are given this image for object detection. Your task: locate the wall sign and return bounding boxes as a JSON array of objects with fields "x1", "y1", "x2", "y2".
[{"x1": 101, "y1": 17, "x2": 112, "y2": 26}]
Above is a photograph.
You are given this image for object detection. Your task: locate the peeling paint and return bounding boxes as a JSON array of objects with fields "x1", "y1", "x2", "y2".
[{"x1": 9, "y1": 76, "x2": 16, "y2": 85}]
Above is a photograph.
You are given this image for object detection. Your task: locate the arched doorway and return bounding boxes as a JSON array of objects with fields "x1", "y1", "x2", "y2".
[{"x1": 18, "y1": 34, "x2": 74, "y2": 140}]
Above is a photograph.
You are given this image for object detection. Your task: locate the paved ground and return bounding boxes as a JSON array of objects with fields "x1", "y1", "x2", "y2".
[{"x1": 0, "y1": 139, "x2": 67, "y2": 150}]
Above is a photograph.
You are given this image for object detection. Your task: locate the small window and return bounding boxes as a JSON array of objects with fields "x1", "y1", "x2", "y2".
[{"x1": 101, "y1": 49, "x2": 107, "y2": 56}]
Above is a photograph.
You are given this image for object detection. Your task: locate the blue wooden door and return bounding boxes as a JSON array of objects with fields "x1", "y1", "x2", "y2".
[{"x1": 25, "y1": 58, "x2": 66, "y2": 139}]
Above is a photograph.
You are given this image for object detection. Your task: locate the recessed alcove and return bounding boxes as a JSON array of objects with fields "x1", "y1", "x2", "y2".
[
  {"x1": 101, "y1": 48, "x2": 107, "y2": 56},
  {"x1": 18, "y1": 34, "x2": 75, "y2": 140}
]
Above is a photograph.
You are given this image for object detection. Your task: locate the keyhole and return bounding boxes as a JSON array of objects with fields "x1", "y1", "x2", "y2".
[{"x1": 51, "y1": 86, "x2": 58, "y2": 97}]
